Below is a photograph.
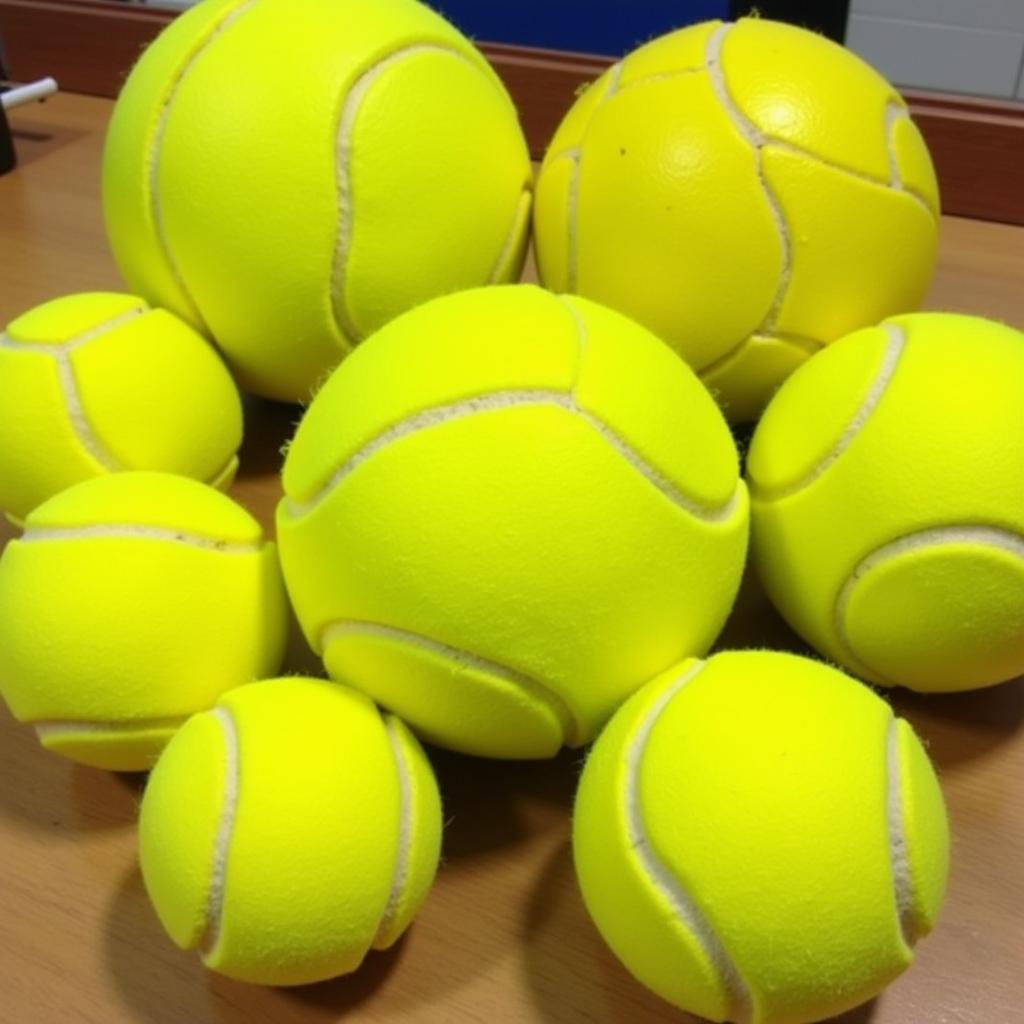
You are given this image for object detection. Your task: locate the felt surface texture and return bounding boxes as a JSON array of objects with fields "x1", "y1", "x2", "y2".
[
  {"x1": 533, "y1": 17, "x2": 939, "y2": 422},
  {"x1": 102, "y1": 0, "x2": 532, "y2": 401},
  {"x1": 278, "y1": 285, "x2": 749, "y2": 758},
  {"x1": 748, "y1": 313, "x2": 1024, "y2": 692},
  {"x1": 573, "y1": 650, "x2": 950, "y2": 1024}
]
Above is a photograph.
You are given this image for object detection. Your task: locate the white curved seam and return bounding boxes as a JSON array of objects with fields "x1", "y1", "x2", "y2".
[
  {"x1": 883, "y1": 102, "x2": 934, "y2": 218},
  {"x1": 202, "y1": 706, "x2": 239, "y2": 958},
  {"x1": 886, "y1": 716, "x2": 917, "y2": 947},
  {"x1": 884, "y1": 101, "x2": 907, "y2": 189},
  {"x1": 566, "y1": 61, "x2": 623, "y2": 291},
  {"x1": 487, "y1": 188, "x2": 532, "y2": 284},
  {"x1": 697, "y1": 327, "x2": 824, "y2": 380},
  {"x1": 321, "y1": 620, "x2": 578, "y2": 745},
  {"x1": 333, "y1": 43, "x2": 486, "y2": 344},
  {"x1": 561, "y1": 296, "x2": 743, "y2": 522},
  {"x1": 758, "y1": 323, "x2": 906, "y2": 501},
  {"x1": 706, "y1": 23, "x2": 790, "y2": 336},
  {"x1": 21, "y1": 524, "x2": 262, "y2": 554},
  {"x1": 204, "y1": 453, "x2": 239, "y2": 488},
  {"x1": 834, "y1": 524, "x2": 1024, "y2": 686},
  {"x1": 290, "y1": 389, "x2": 570, "y2": 515},
  {"x1": 56, "y1": 353, "x2": 122, "y2": 471},
  {"x1": 0, "y1": 307, "x2": 145, "y2": 354},
  {"x1": 764, "y1": 136, "x2": 895, "y2": 192},
  {"x1": 286, "y1": 388, "x2": 740, "y2": 523},
  {"x1": 35, "y1": 715, "x2": 187, "y2": 737},
  {"x1": 2, "y1": 307, "x2": 149, "y2": 473},
  {"x1": 374, "y1": 716, "x2": 413, "y2": 944},
  {"x1": 837, "y1": 525, "x2": 1024, "y2": 630},
  {"x1": 626, "y1": 660, "x2": 752, "y2": 1023},
  {"x1": 758, "y1": 129, "x2": 933, "y2": 216},
  {"x1": 149, "y1": 0, "x2": 256, "y2": 330}
]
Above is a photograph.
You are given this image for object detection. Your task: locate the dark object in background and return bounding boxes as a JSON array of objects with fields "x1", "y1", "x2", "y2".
[
  {"x1": 1, "y1": 34, "x2": 59, "y2": 178},
  {"x1": 1, "y1": 39, "x2": 12, "y2": 174},
  {"x1": 436, "y1": 1, "x2": 846, "y2": 56},
  {"x1": 729, "y1": 0, "x2": 850, "y2": 42},
  {"x1": 0, "y1": 104, "x2": 13, "y2": 176},
  {"x1": 438, "y1": 1, "x2": 729, "y2": 56}
]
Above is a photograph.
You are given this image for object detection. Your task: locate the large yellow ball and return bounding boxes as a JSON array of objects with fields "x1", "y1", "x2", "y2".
[
  {"x1": 276, "y1": 285, "x2": 749, "y2": 759},
  {"x1": 0, "y1": 293, "x2": 241, "y2": 525},
  {"x1": 748, "y1": 313, "x2": 1024, "y2": 692},
  {"x1": 103, "y1": 0, "x2": 532, "y2": 401},
  {"x1": 534, "y1": 17, "x2": 939, "y2": 422},
  {"x1": 574, "y1": 650, "x2": 949, "y2": 1024},
  {"x1": 0, "y1": 472, "x2": 288, "y2": 770},
  {"x1": 140, "y1": 677, "x2": 442, "y2": 985}
]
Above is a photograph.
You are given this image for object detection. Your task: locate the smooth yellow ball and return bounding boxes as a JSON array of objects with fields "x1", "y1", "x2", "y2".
[
  {"x1": 748, "y1": 313, "x2": 1024, "y2": 692},
  {"x1": 0, "y1": 472, "x2": 288, "y2": 770},
  {"x1": 103, "y1": 0, "x2": 532, "y2": 402},
  {"x1": 534, "y1": 17, "x2": 939, "y2": 422},
  {"x1": 140, "y1": 677, "x2": 442, "y2": 985},
  {"x1": 277, "y1": 284, "x2": 749, "y2": 759},
  {"x1": 0, "y1": 292, "x2": 241, "y2": 525},
  {"x1": 574, "y1": 650, "x2": 950, "y2": 1024}
]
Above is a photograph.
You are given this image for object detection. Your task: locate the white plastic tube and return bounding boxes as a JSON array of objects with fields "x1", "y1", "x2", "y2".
[{"x1": 1, "y1": 77, "x2": 59, "y2": 110}]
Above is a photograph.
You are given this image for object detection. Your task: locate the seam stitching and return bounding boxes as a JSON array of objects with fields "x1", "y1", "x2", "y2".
[
  {"x1": 487, "y1": 188, "x2": 532, "y2": 284},
  {"x1": 332, "y1": 43, "x2": 494, "y2": 346},
  {"x1": 706, "y1": 26, "x2": 935, "y2": 342},
  {"x1": 706, "y1": 23, "x2": 790, "y2": 337},
  {"x1": 374, "y1": 716, "x2": 413, "y2": 944},
  {"x1": 753, "y1": 323, "x2": 906, "y2": 502},
  {"x1": 285, "y1": 386, "x2": 740, "y2": 523},
  {"x1": 201, "y1": 705, "x2": 240, "y2": 958},
  {"x1": 625, "y1": 660, "x2": 753, "y2": 1023},
  {"x1": 558, "y1": 295, "x2": 742, "y2": 520},
  {"x1": 698, "y1": 328, "x2": 824, "y2": 379},
  {"x1": 2, "y1": 307, "x2": 150, "y2": 472},
  {"x1": 20, "y1": 524, "x2": 262, "y2": 554},
  {"x1": 0, "y1": 307, "x2": 145, "y2": 354},
  {"x1": 566, "y1": 61, "x2": 623, "y2": 291},
  {"x1": 835, "y1": 523, "x2": 1024, "y2": 686},
  {"x1": 886, "y1": 716, "x2": 918, "y2": 948},
  {"x1": 884, "y1": 101, "x2": 935, "y2": 216},
  {"x1": 149, "y1": 0, "x2": 257, "y2": 332},
  {"x1": 320, "y1": 620, "x2": 577, "y2": 746}
]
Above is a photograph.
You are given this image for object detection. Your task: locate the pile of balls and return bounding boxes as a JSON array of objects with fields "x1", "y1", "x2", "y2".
[{"x1": 1, "y1": 2, "x2": 1022, "y2": 1021}]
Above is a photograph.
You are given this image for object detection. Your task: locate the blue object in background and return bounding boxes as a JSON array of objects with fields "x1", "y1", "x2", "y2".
[{"x1": 433, "y1": 1, "x2": 730, "y2": 57}]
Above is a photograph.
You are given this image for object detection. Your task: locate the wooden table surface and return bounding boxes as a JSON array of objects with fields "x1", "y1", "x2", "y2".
[{"x1": 1, "y1": 93, "x2": 1022, "y2": 1024}]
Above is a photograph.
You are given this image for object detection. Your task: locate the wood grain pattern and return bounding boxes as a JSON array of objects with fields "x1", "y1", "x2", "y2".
[
  {"x1": 0, "y1": 92, "x2": 1022, "y2": 1024},
  {"x1": 2, "y1": 0, "x2": 1024, "y2": 223}
]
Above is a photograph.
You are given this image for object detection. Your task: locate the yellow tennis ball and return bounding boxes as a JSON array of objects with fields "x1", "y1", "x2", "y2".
[
  {"x1": 534, "y1": 17, "x2": 939, "y2": 422},
  {"x1": 575, "y1": 649, "x2": 949, "y2": 1024},
  {"x1": 102, "y1": 0, "x2": 532, "y2": 402},
  {"x1": 276, "y1": 284, "x2": 749, "y2": 759},
  {"x1": 748, "y1": 313, "x2": 1024, "y2": 692},
  {"x1": 0, "y1": 292, "x2": 242, "y2": 525},
  {"x1": 0, "y1": 472, "x2": 288, "y2": 770},
  {"x1": 140, "y1": 676, "x2": 442, "y2": 985}
]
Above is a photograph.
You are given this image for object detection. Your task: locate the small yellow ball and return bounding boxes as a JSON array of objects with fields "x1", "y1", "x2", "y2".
[
  {"x1": 574, "y1": 649, "x2": 950, "y2": 1024},
  {"x1": 0, "y1": 292, "x2": 242, "y2": 524},
  {"x1": 749, "y1": 312, "x2": 1024, "y2": 692},
  {"x1": 140, "y1": 677, "x2": 442, "y2": 985},
  {"x1": 0, "y1": 472, "x2": 288, "y2": 769}
]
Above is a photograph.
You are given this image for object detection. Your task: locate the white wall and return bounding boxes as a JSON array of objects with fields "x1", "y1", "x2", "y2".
[{"x1": 847, "y1": 0, "x2": 1024, "y2": 98}]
